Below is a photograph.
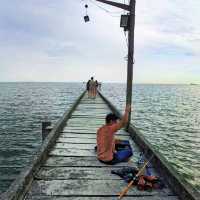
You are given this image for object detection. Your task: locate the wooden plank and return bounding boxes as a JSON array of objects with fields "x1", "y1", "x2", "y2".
[
  {"x1": 61, "y1": 131, "x2": 129, "y2": 136},
  {"x1": 67, "y1": 120, "x2": 104, "y2": 125},
  {"x1": 68, "y1": 117, "x2": 105, "y2": 121},
  {"x1": 73, "y1": 108, "x2": 107, "y2": 111},
  {"x1": 54, "y1": 141, "x2": 139, "y2": 154},
  {"x1": 66, "y1": 123, "x2": 103, "y2": 128},
  {"x1": 49, "y1": 148, "x2": 95, "y2": 157},
  {"x1": 75, "y1": 108, "x2": 109, "y2": 112},
  {"x1": 57, "y1": 137, "x2": 136, "y2": 146},
  {"x1": 77, "y1": 105, "x2": 108, "y2": 107},
  {"x1": 57, "y1": 137, "x2": 96, "y2": 144},
  {"x1": 73, "y1": 111, "x2": 108, "y2": 115},
  {"x1": 35, "y1": 167, "x2": 122, "y2": 180},
  {"x1": 57, "y1": 137, "x2": 139, "y2": 152},
  {"x1": 36, "y1": 166, "x2": 159, "y2": 181},
  {"x1": 79, "y1": 103, "x2": 106, "y2": 106},
  {"x1": 81, "y1": 99, "x2": 104, "y2": 102},
  {"x1": 67, "y1": 117, "x2": 105, "y2": 122},
  {"x1": 44, "y1": 156, "x2": 135, "y2": 167},
  {"x1": 77, "y1": 105, "x2": 109, "y2": 108},
  {"x1": 54, "y1": 141, "x2": 140, "y2": 157},
  {"x1": 72, "y1": 112, "x2": 105, "y2": 114},
  {"x1": 49, "y1": 150, "x2": 141, "y2": 165},
  {"x1": 67, "y1": 121, "x2": 104, "y2": 125},
  {"x1": 63, "y1": 127, "x2": 98, "y2": 132},
  {"x1": 27, "y1": 179, "x2": 174, "y2": 196},
  {"x1": 62, "y1": 129, "x2": 98, "y2": 133},
  {"x1": 71, "y1": 115, "x2": 105, "y2": 119},
  {"x1": 61, "y1": 130, "x2": 97, "y2": 134},
  {"x1": 63, "y1": 127, "x2": 130, "y2": 135},
  {"x1": 25, "y1": 196, "x2": 179, "y2": 200},
  {"x1": 54, "y1": 143, "x2": 96, "y2": 150},
  {"x1": 74, "y1": 109, "x2": 109, "y2": 114},
  {"x1": 80, "y1": 99, "x2": 105, "y2": 103},
  {"x1": 60, "y1": 133, "x2": 130, "y2": 140},
  {"x1": 76, "y1": 108, "x2": 108, "y2": 111},
  {"x1": 60, "y1": 133, "x2": 97, "y2": 139}
]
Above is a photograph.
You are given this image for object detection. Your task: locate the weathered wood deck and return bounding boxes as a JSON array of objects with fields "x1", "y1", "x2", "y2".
[
  {"x1": 1, "y1": 91, "x2": 199, "y2": 200},
  {"x1": 24, "y1": 93, "x2": 178, "y2": 200}
]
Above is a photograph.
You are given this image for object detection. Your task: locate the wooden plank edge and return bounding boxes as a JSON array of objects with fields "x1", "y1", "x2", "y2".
[
  {"x1": 25, "y1": 195, "x2": 179, "y2": 200},
  {"x1": 0, "y1": 90, "x2": 86, "y2": 200},
  {"x1": 98, "y1": 91, "x2": 200, "y2": 200}
]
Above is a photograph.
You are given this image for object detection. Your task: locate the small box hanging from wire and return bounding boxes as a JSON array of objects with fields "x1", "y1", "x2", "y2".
[
  {"x1": 120, "y1": 15, "x2": 130, "y2": 31},
  {"x1": 84, "y1": 15, "x2": 90, "y2": 22}
]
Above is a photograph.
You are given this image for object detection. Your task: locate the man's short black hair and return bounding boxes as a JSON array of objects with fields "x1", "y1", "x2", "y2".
[{"x1": 105, "y1": 113, "x2": 119, "y2": 124}]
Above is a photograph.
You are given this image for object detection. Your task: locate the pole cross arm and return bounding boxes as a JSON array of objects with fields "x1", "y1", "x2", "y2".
[{"x1": 96, "y1": 0, "x2": 130, "y2": 11}]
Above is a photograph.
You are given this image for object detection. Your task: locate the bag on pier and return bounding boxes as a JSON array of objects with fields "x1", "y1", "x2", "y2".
[
  {"x1": 111, "y1": 167, "x2": 138, "y2": 183},
  {"x1": 111, "y1": 167, "x2": 165, "y2": 190}
]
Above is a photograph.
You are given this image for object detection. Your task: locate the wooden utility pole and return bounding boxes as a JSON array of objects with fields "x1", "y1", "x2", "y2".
[
  {"x1": 126, "y1": 0, "x2": 135, "y2": 126},
  {"x1": 96, "y1": 0, "x2": 136, "y2": 126}
]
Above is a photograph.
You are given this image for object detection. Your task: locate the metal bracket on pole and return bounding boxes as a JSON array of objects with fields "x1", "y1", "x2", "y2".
[{"x1": 96, "y1": 0, "x2": 130, "y2": 11}]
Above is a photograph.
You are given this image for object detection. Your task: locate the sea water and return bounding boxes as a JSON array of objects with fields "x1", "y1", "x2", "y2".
[
  {"x1": 0, "y1": 82, "x2": 199, "y2": 193},
  {"x1": 102, "y1": 83, "x2": 200, "y2": 191}
]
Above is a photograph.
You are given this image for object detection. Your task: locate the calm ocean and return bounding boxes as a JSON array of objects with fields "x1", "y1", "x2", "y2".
[{"x1": 0, "y1": 82, "x2": 199, "y2": 193}]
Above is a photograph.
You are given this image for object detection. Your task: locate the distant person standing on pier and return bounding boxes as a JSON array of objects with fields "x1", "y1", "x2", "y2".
[
  {"x1": 94, "y1": 80, "x2": 99, "y2": 97},
  {"x1": 96, "y1": 105, "x2": 133, "y2": 165},
  {"x1": 86, "y1": 79, "x2": 91, "y2": 97},
  {"x1": 89, "y1": 77, "x2": 96, "y2": 98}
]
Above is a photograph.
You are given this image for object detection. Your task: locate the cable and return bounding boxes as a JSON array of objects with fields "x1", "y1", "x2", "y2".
[
  {"x1": 123, "y1": 30, "x2": 128, "y2": 47},
  {"x1": 81, "y1": 0, "x2": 135, "y2": 64},
  {"x1": 87, "y1": 0, "x2": 122, "y2": 18},
  {"x1": 123, "y1": 30, "x2": 135, "y2": 64}
]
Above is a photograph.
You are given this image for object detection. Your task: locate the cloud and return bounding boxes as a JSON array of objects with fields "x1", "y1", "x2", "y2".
[
  {"x1": 136, "y1": 0, "x2": 200, "y2": 55},
  {"x1": 0, "y1": 0, "x2": 199, "y2": 83}
]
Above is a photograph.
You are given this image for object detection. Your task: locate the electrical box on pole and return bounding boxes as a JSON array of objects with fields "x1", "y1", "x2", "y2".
[{"x1": 120, "y1": 15, "x2": 130, "y2": 31}]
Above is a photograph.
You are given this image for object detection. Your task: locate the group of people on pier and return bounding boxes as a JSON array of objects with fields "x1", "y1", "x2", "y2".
[{"x1": 86, "y1": 77, "x2": 101, "y2": 98}]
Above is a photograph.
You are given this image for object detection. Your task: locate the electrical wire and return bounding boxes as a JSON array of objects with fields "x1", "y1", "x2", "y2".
[
  {"x1": 123, "y1": 30, "x2": 128, "y2": 47},
  {"x1": 87, "y1": 0, "x2": 123, "y2": 17},
  {"x1": 123, "y1": 30, "x2": 135, "y2": 64},
  {"x1": 81, "y1": 0, "x2": 135, "y2": 64}
]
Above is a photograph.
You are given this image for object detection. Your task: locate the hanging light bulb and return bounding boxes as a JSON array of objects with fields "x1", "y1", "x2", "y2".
[{"x1": 84, "y1": 4, "x2": 90, "y2": 22}]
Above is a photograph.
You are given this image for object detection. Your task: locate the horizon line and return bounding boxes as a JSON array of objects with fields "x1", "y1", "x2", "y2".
[{"x1": 0, "y1": 81, "x2": 199, "y2": 85}]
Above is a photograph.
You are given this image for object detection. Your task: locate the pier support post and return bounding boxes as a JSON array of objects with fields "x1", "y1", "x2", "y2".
[{"x1": 42, "y1": 121, "x2": 52, "y2": 141}]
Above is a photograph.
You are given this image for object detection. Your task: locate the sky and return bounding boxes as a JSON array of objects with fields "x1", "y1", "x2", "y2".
[{"x1": 0, "y1": 0, "x2": 200, "y2": 83}]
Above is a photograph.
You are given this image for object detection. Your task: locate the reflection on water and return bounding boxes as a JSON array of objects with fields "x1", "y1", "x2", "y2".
[{"x1": 0, "y1": 83, "x2": 199, "y2": 193}]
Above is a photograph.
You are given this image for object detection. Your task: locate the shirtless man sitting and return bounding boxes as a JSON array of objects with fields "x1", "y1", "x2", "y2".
[{"x1": 96, "y1": 105, "x2": 132, "y2": 164}]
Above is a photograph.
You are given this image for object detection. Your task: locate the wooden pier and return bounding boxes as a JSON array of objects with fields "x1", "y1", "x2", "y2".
[{"x1": 0, "y1": 91, "x2": 199, "y2": 200}]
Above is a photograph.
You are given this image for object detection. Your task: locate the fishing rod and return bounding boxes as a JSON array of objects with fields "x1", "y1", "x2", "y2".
[{"x1": 118, "y1": 154, "x2": 154, "y2": 199}]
